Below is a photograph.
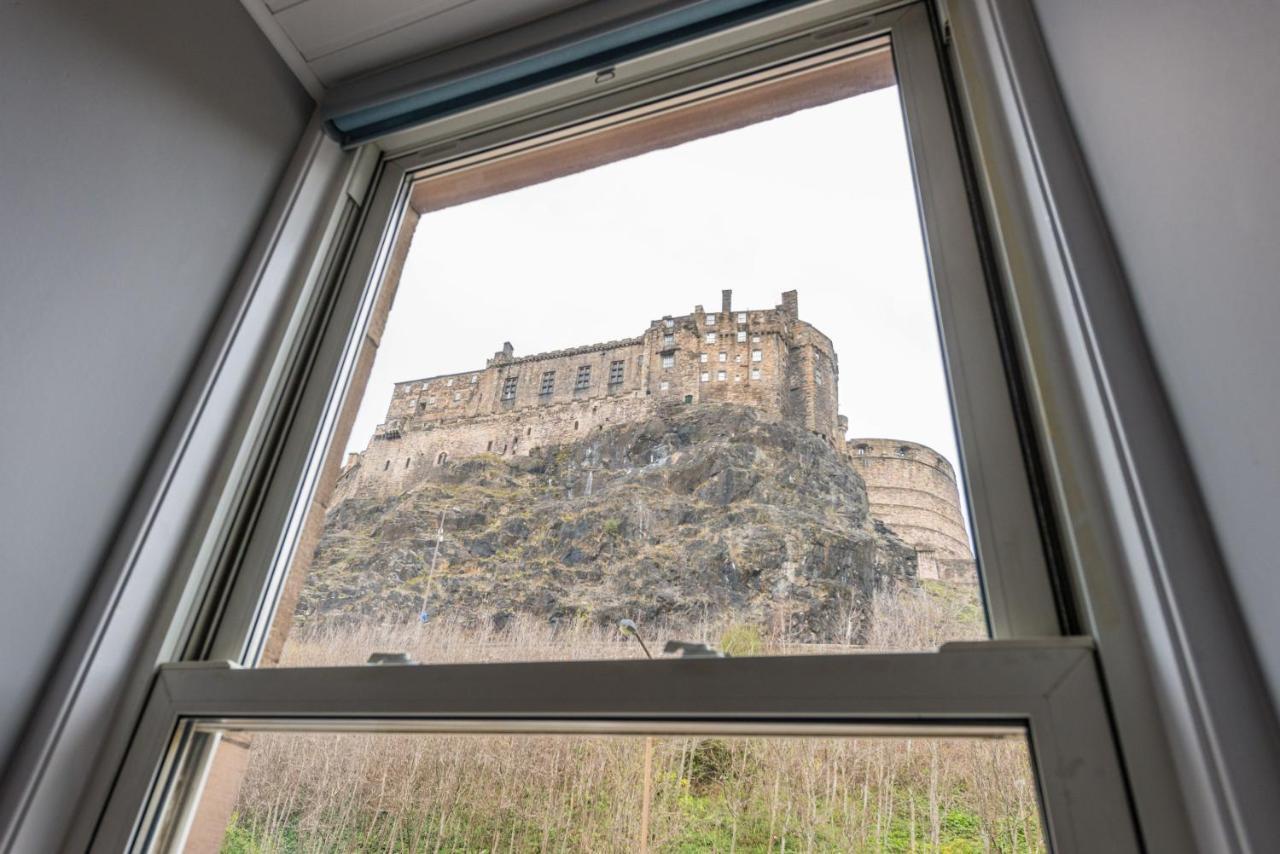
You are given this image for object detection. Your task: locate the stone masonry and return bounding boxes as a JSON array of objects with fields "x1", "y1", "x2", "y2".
[{"x1": 335, "y1": 290, "x2": 973, "y2": 581}]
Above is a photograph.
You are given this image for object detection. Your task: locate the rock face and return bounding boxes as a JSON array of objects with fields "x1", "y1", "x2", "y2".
[{"x1": 298, "y1": 404, "x2": 917, "y2": 642}]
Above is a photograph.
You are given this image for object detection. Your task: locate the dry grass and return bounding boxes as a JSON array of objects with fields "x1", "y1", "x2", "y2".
[{"x1": 223, "y1": 586, "x2": 1041, "y2": 852}]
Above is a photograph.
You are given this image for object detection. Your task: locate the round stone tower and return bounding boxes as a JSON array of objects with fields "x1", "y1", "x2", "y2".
[{"x1": 846, "y1": 438, "x2": 975, "y2": 582}]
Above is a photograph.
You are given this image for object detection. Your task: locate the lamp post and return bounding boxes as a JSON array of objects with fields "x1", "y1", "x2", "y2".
[
  {"x1": 418, "y1": 507, "x2": 455, "y2": 622},
  {"x1": 620, "y1": 619, "x2": 655, "y2": 854}
]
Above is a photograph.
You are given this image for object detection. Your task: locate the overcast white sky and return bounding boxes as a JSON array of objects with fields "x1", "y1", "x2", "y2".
[{"x1": 346, "y1": 86, "x2": 962, "y2": 489}]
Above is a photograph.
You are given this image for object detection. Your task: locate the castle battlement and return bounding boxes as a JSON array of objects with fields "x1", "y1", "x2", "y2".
[{"x1": 336, "y1": 289, "x2": 973, "y2": 582}]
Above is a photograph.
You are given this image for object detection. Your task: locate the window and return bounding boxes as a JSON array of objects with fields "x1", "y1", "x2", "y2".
[
  {"x1": 704, "y1": 313, "x2": 716, "y2": 326},
  {"x1": 736, "y1": 330, "x2": 747, "y2": 342},
  {"x1": 752, "y1": 334, "x2": 761, "y2": 343},
  {"x1": 699, "y1": 352, "x2": 708, "y2": 363},
  {"x1": 446, "y1": 378, "x2": 454, "y2": 387},
  {"x1": 663, "y1": 318, "x2": 674, "y2": 329},
  {"x1": 737, "y1": 312, "x2": 747, "y2": 323},
  {"x1": 718, "y1": 352, "x2": 727, "y2": 362},
  {"x1": 539, "y1": 370, "x2": 555, "y2": 395},
  {"x1": 470, "y1": 374, "x2": 479, "y2": 384},
  {"x1": 101, "y1": 9, "x2": 1135, "y2": 851},
  {"x1": 659, "y1": 380, "x2": 670, "y2": 391},
  {"x1": 608, "y1": 359, "x2": 624, "y2": 385},
  {"x1": 663, "y1": 333, "x2": 674, "y2": 347},
  {"x1": 452, "y1": 391, "x2": 461, "y2": 400},
  {"x1": 815, "y1": 367, "x2": 823, "y2": 386}
]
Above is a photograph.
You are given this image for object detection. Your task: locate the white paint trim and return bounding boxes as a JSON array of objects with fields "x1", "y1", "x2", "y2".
[{"x1": 239, "y1": 0, "x2": 327, "y2": 101}]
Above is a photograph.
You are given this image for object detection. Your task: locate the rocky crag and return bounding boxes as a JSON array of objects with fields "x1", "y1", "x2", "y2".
[{"x1": 297, "y1": 404, "x2": 918, "y2": 643}]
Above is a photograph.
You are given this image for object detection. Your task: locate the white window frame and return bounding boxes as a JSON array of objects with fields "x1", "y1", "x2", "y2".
[
  {"x1": 705, "y1": 331, "x2": 717, "y2": 343},
  {"x1": 737, "y1": 330, "x2": 747, "y2": 342},
  {"x1": 38, "y1": 3, "x2": 1253, "y2": 851},
  {"x1": 661, "y1": 353, "x2": 674, "y2": 369}
]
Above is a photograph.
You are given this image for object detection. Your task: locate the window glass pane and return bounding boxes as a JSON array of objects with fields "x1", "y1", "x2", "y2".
[
  {"x1": 198, "y1": 731, "x2": 1045, "y2": 852},
  {"x1": 266, "y1": 45, "x2": 988, "y2": 670}
]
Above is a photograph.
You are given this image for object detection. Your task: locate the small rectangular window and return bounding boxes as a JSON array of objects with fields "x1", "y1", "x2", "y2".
[
  {"x1": 446, "y1": 378, "x2": 454, "y2": 387},
  {"x1": 608, "y1": 360, "x2": 625, "y2": 385},
  {"x1": 736, "y1": 330, "x2": 747, "y2": 342},
  {"x1": 706, "y1": 332, "x2": 717, "y2": 344},
  {"x1": 575, "y1": 365, "x2": 591, "y2": 390},
  {"x1": 751, "y1": 368, "x2": 761, "y2": 380},
  {"x1": 704, "y1": 313, "x2": 717, "y2": 326},
  {"x1": 700, "y1": 371, "x2": 709, "y2": 382},
  {"x1": 539, "y1": 370, "x2": 556, "y2": 395},
  {"x1": 699, "y1": 353, "x2": 708, "y2": 363},
  {"x1": 663, "y1": 318, "x2": 674, "y2": 328},
  {"x1": 718, "y1": 352, "x2": 727, "y2": 362},
  {"x1": 737, "y1": 312, "x2": 747, "y2": 323},
  {"x1": 661, "y1": 354, "x2": 675, "y2": 369},
  {"x1": 659, "y1": 380, "x2": 670, "y2": 391},
  {"x1": 452, "y1": 391, "x2": 461, "y2": 401},
  {"x1": 501, "y1": 376, "x2": 518, "y2": 401},
  {"x1": 752, "y1": 334, "x2": 761, "y2": 343},
  {"x1": 663, "y1": 333, "x2": 674, "y2": 347},
  {"x1": 752, "y1": 350, "x2": 762, "y2": 362},
  {"x1": 716, "y1": 370, "x2": 727, "y2": 381}
]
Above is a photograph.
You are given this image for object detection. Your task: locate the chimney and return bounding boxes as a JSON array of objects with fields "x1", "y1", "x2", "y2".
[
  {"x1": 488, "y1": 341, "x2": 516, "y2": 366},
  {"x1": 502, "y1": 341, "x2": 514, "y2": 358},
  {"x1": 780, "y1": 290, "x2": 799, "y2": 319},
  {"x1": 722, "y1": 289, "x2": 733, "y2": 314}
]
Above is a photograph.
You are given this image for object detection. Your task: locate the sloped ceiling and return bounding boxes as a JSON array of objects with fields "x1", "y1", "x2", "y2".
[{"x1": 242, "y1": 0, "x2": 612, "y2": 97}]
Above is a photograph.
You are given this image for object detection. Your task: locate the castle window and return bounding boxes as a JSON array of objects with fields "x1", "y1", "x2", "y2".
[
  {"x1": 436, "y1": 452, "x2": 448, "y2": 465},
  {"x1": 663, "y1": 333, "x2": 674, "y2": 347},
  {"x1": 718, "y1": 352, "x2": 727, "y2": 362},
  {"x1": 486, "y1": 440, "x2": 493, "y2": 452},
  {"x1": 735, "y1": 353, "x2": 742, "y2": 363},
  {"x1": 540, "y1": 370, "x2": 556, "y2": 395},
  {"x1": 526, "y1": 427, "x2": 532, "y2": 435},
  {"x1": 663, "y1": 318, "x2": 674, "y2": 328},
  {"x1": 897, "y1": 446, "x2": 910, "y2": 457},
  {"x1": 751, "y1": 350, "x2": 762, "y2": 362},
  {"x1": 405, "y1": 458, "x2": 410, "y2": 468},
  {"x1": 383, "y1": 460, "x2": 390, "y2": 471},
  {"x1": 470, "y1": 375, "x2": 478, "y2": 384},
  {"x1": 661, "y1": 354, "x2": 674, "y2": 369},
  {"x1": 717, "y1": 370, "x2": 727, "y2": 381},
  {"x1": 700, "y1": 371, "x2": 710, "y2": 382},
  {"x1": 705, "y1": 332, "x2": 717, "y2": 344},
  {"x1": 699, "y1": 353, "x2": 708, "y2": 363},
  {"x1": 501, "y1": 376, "x2": 518, "y2": 400},
  {"x1": 574, "y1": 421, "x2": 579, "y2": 430},
  {"x1": 751, "y1": 368, "x2": 761, "y2": 380},
  {"x1": 737, "y1": 312, "x2": 747, "y2": 324},
  {"x1": 704, "y1": 313, "x2": 716, "y2": 326},
  {"x1": 736, "y1": 330, "x2": 747, "y2": 342},
  {"x1": 446, "y1": 378, "x2": 454, "y2": 387},
  {"x1": 608, "y1": 360, "x2": 624, "y2": 385},
  {"x1": 575, "y1": 365, "x2": 591, "y2": 390},
  {"x1": 660, "y1": 380, "x2": 670, "y2": 391},
  {"x1": 453, "y1": 391, "x2": 461, "y2": 401},
  {"x1": 419, "y1": 402, "x2": 427, "y2": 411},
  {"x1": 752, "y1": 334, "x2": 761, "y2": 343},
  {"x1": 815, "y1": 368, "x2": 823, "y2": 386}
]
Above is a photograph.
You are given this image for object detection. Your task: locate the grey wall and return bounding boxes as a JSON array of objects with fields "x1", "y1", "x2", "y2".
[
  {"x1": 1030, "y1": 0, "x2": 1280, "y2": 701},
  {"x1": 0, "y1": 1, "x2": 311, "y2": 770}
]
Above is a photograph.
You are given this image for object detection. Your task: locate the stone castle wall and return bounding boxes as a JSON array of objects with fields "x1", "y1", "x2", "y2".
[
  {"x1": 846, "y1": 438, "x2": 974, "y2": 582},
  {"x1": 332, "y1": 291, "x2": 974, "y2": 584}
]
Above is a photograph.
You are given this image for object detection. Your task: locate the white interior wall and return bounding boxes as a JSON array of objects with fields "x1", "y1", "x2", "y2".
[
  {"x1": 0, "y1": 0, "x2": 312, "y2": 772},
  {"x1": 1030, "y1": 0, "x2": 1280, "y2": 703}
]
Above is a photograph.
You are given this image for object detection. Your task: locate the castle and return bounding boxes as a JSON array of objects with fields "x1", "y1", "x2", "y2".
[{"x1": 337, "y1": 290, "x2": 974, "y2": 581}]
